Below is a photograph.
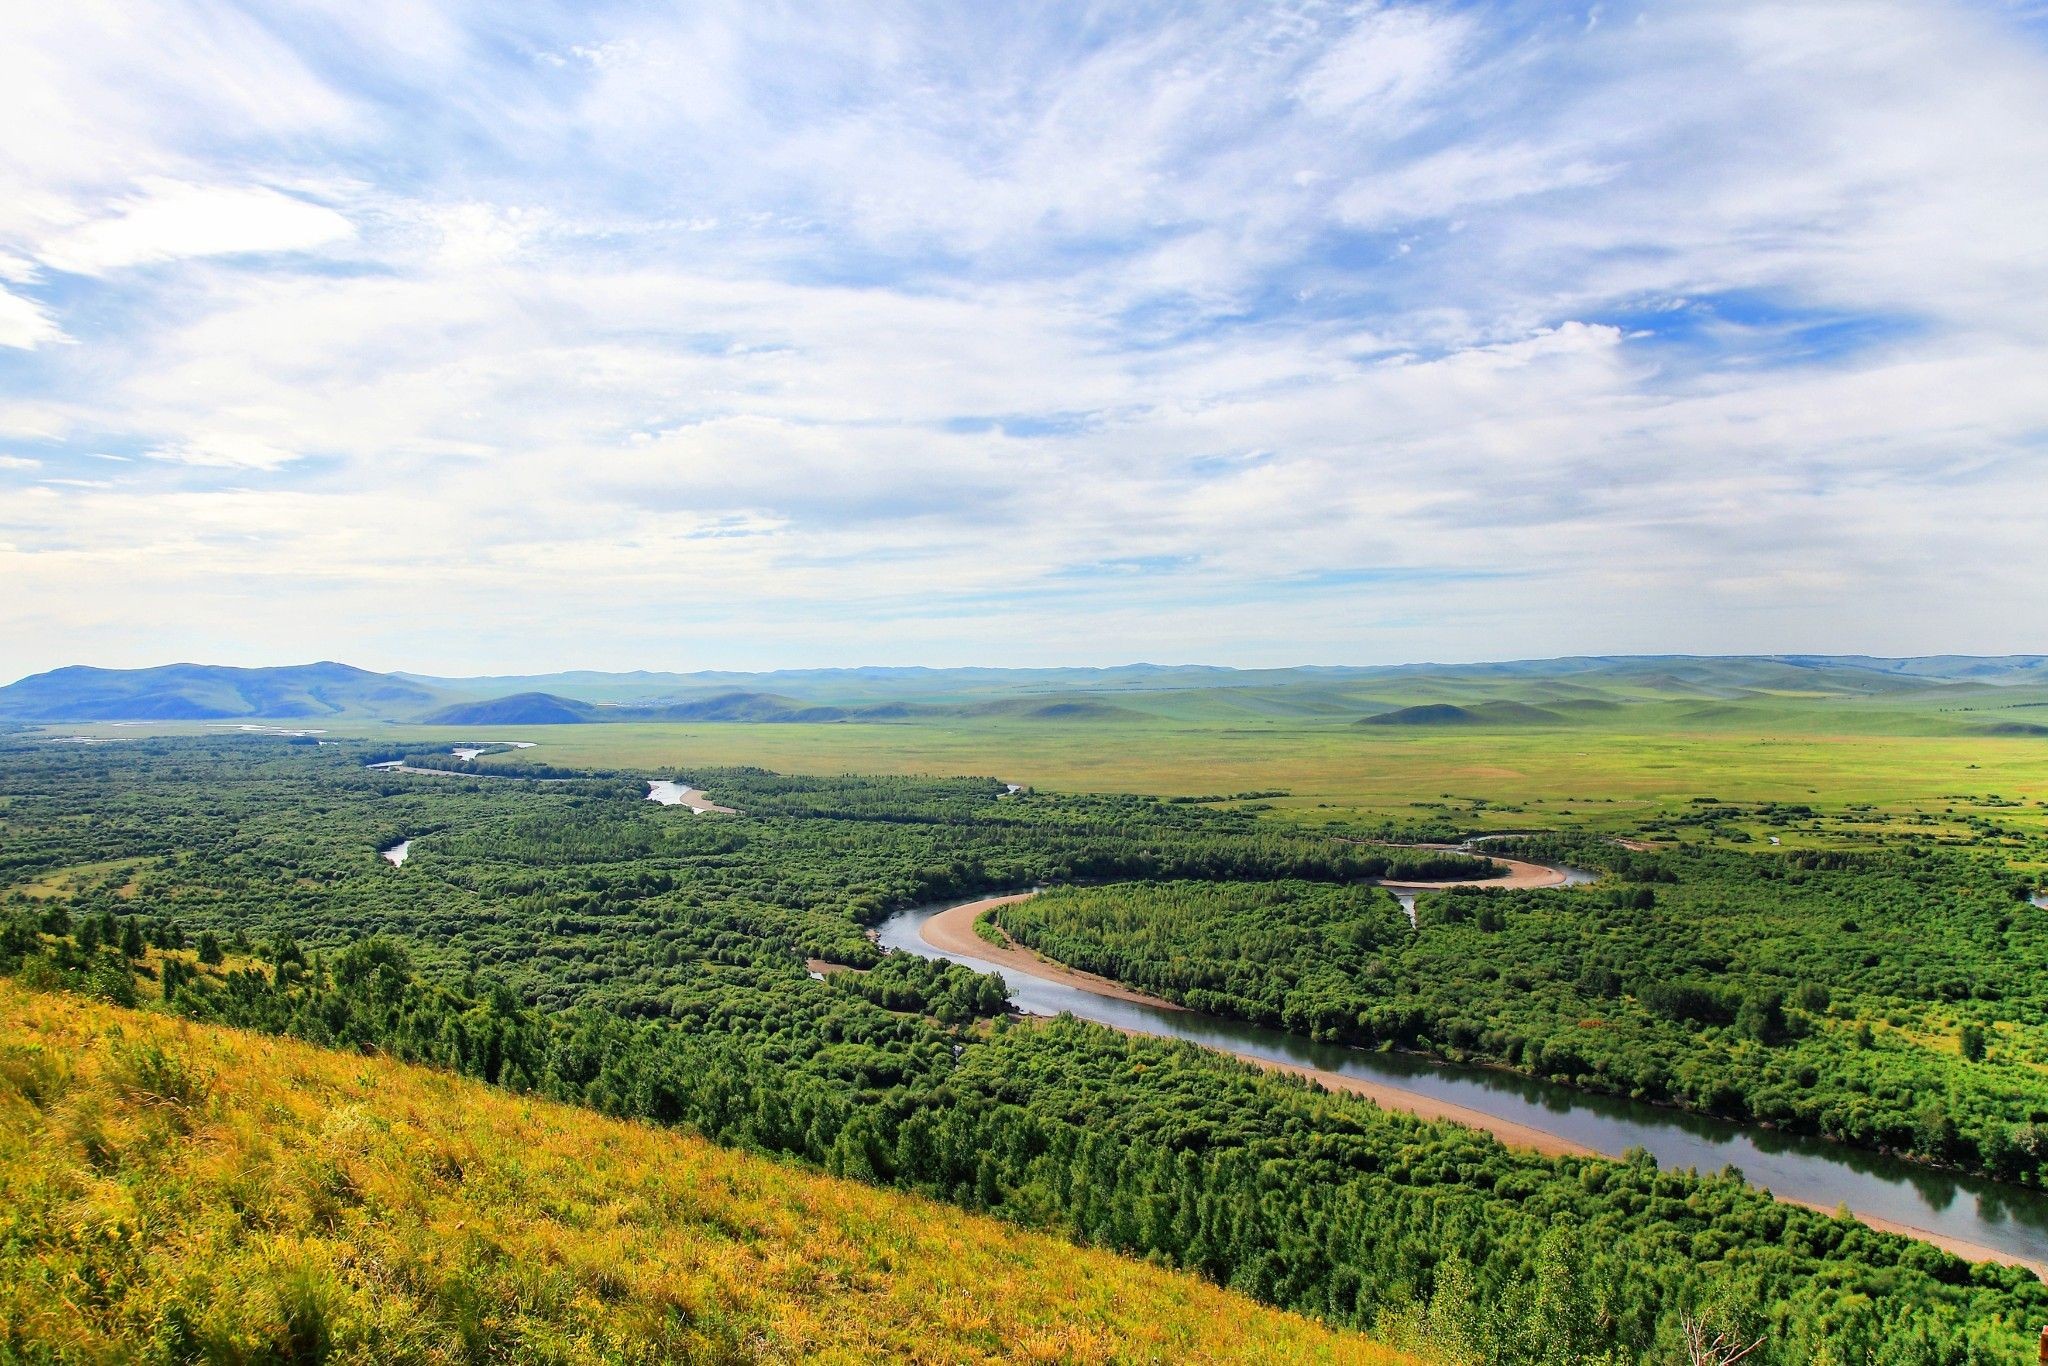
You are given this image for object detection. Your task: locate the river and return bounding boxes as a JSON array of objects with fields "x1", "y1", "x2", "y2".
[
  {"x1": 645, "y1": 779, "x2": 737, "y2": 814},
  {"x1": 874, "y1": 891, "x2": 2048, "y2": 1273},
  {"x1": 1376, "y1": 864, "x2": 1597, "y2": 929}
]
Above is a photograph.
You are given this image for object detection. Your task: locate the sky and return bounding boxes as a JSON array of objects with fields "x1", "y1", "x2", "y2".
[{"x1": 1, "y1": 0, "x2": 2045, "y2": 680}]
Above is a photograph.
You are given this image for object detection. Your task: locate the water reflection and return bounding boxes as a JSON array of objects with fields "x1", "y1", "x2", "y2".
[{"x1": 876, "y1": 896, "x2": 2048, "y2": 1266}]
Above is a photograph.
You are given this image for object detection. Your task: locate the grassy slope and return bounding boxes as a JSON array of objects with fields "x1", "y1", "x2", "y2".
[{"x1": 0, "y1": 981, "x2": 1413, "y2": 1365}]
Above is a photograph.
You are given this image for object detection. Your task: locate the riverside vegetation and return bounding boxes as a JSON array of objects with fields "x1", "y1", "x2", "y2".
[
  {"x1": 4, "y1": 735, "x2": 2048, "y2": 1362},
  {"x1": 994, "y1": 837, "x2": 2048, "y2": 1181}
]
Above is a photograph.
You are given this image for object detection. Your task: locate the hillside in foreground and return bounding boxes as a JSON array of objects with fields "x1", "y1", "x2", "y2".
[{"x1": 0, "y1": 981, "x2": 1414, "y2": 1365}]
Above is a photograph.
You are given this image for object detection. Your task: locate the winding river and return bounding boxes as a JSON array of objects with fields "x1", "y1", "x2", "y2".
[
  {"x1": 875, "y1": 886, "x2": 2048, "y2": 1274},
  {"x1": 356, "y1": 751, "x2": 2048, "y2": 1266}
]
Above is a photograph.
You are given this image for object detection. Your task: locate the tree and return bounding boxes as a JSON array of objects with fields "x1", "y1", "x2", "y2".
[
  {"x1": 1682, "y1": 1314, "x2": 1764, "y2": 1365},
  {"x1": 1960, "y1": 1022, "x2": 1987, "y2": 1063},
  {"x1": 1736, "y1": 989, "x2": 1787, "y2": 1045},
  {"x1": 197, "y1": 931, "x2": 224, "y2": 966}
]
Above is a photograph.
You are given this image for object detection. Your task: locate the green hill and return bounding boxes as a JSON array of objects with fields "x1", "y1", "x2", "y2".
[
  {"x1": 642, "y1": 690, "x2": 853, "y2": 722},
  {"x1": 10, "y1": 654, "x2": 2048, "y2": 729},
  {"x1": 417, "y1": 691, "x2": 599, "y2": 725},
  {"x1": 1358, "y1": 700, "x2": 1568, "y2": 727},
  {"x1": 0, "y1": 662, "x2": 451, "y2": 722}
]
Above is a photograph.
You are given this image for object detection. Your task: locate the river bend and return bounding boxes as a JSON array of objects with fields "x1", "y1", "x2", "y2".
[{"x1": 874, "y1": 889, "x2": 2048, "y2": 1273}]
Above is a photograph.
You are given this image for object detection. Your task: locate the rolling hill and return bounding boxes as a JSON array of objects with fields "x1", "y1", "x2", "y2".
[
  {"x1": 0, "y1": 661, "x2": 452, "y2": 722},
  {"x1": 6, "y1": 654, "x2": 2048, "y2": 728},
  {"x1": 0, "y1": 980, "x2": 1412, "y2": 1365},
  {"x1": 417, "y1": 691, "x2": 599, "y2": 725},
  {"x1": 1357, "y1": 700, "x2": 1569, "y2": 727}
]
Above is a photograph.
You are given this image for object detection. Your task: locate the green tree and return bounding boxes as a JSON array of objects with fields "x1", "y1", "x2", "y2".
[
  {"x1": 1960, "y1": 1022, "x2": 1987, "y2": 1063},
  {"x1": 1736, "y1": 990, "x2": 1787, "y2": 1045}
]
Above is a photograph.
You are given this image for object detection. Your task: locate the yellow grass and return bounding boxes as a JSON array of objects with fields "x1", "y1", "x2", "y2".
[
  {"x1": 0, "y1": 981, "x2": 1417, "y2": 1364},
  {"x1": 14, "y1": 857, "x2": 151, "y2": 901}
]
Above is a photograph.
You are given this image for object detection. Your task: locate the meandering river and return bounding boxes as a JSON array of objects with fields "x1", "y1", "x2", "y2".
[
  {"x1": 874, "y1": 887, "x2": 2048, "y2": 1273},
  {"x1": 364, "y1": 757, "x2": 733, "y2": 814},
  {"x1": 355, "y1": 753, "x2": 2048, "y2": 1267}
]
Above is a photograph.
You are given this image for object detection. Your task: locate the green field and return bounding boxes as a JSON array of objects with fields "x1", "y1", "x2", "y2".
[
  {"x1": 52, "y1": 698, "x2": 2048, "y2": 862},
  {"x1": 19, "y1": 658, "x2": 2048, "y2": 853}
]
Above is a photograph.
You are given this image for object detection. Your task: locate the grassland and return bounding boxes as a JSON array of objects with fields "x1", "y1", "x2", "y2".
[
  {"x1": 512, "y1": 719, "x2": 2044, "y2": 815},
  {"x1": 0, "y1": 979, "x2": 1414, "y2": 1365},
  {"x1": 48, "y1": 701, "x2": 2048, "y2": 865}
]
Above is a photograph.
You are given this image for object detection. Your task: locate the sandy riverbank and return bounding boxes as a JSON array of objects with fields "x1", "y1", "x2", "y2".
[
  {"x1": 1378, "y1": 849, "x2": 1569, "y2": 893},
  {"x1": 1354, "y1": 841, "x2": 1575, "y2": 893},
  {"x1": 920, "y1": 890, "x2": 2045, "y2": 1280},
  {"x1": 1780, "y1": 1199, "x2": 2047, "y2": 1279},
  {"x1": 924, "y1": 896, "x2": 1580, "y2": 1157},
  {"x1": 920, "y1": 894, "x2": 1189, "y2": 1010},
  {"x1": 646, "y1": 779, "x2": 738, "y2": 814},
  {"x1": 1241, "y1": 1055, "x2": 1590, "y2": 1158}
]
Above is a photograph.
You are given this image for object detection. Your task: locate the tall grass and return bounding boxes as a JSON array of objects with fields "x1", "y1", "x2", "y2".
[{"x1": 0, "y1": 980, "x2": 1417, "y2": 1364}]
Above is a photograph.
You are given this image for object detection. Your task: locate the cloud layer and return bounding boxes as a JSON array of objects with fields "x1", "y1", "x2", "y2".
[{"x1": 1, "y1": 1, "x2": 2044, "y2": 676}]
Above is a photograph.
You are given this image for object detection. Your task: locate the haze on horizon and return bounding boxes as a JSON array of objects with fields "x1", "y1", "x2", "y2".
[{"x1": 1, "y1": 1, "x2": 2044, "y2": 681}]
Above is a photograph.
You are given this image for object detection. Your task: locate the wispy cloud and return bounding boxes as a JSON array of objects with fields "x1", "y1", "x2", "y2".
[
  {"x1": 40, "y1": 180, "x2": 355, "y2": 277},
  {"x1": 0, "y1": 1, "x2": 2044, "y2": 675},
  {"x1": 0, "y1": 288, "x2": 61, "y2": 349}
]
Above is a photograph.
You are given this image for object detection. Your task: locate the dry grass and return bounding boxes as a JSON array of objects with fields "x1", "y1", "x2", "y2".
[{"x1": 0, "y1": 980, "x2": 1417, "y2": 1364}]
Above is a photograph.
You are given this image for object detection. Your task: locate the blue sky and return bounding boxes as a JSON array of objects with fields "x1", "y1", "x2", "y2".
[{"x1": 1, "y1": 1, "x2": 2045, "y2": 678}]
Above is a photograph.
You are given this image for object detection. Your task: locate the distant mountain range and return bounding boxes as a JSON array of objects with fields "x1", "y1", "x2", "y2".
[
  {"x1": 0, "y1": 662, "x2": 447, "y2": 723},
  {"x1": 1, "y1": 654, "x2": 2045, "y2": 727}
]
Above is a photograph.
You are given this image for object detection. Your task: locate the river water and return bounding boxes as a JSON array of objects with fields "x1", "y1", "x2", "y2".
[
  {"x1": 874, "y1": 893, "x2": 2048, "y2": 1269},
  {"x1": 646, "y1": 779, "x2": 737, "y2": 814},
  {"x1": 379, "y1": 839, "x2": 410, "y2": 867},
  {"x1": 1387, "y1": 859, "x2": 1597, "y2": 924}
]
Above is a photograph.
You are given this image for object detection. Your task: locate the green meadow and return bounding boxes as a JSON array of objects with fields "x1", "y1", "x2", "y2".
[{"x1": 55, "y1": 692, "x2": 2048, "y2": 863}]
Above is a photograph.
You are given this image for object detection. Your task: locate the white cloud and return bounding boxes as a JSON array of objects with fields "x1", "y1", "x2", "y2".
[
  {"x1": 0, "y1": 1, "x2": 2046, "y2": 675},
  {"x1": 145, "y1": 433, "x2": 302, "y2": 470},
  {"x1": 1335, "y1": 140, "x2": 1617, "y2": 229},
  {"x1": 39, "y1": 180, "x2": 355, "y2": 276},
  {"x1": 1297, "y1": 5, "x2": 1474, "y2": 127},
  {"x1": 0, "y1": 287, "x2": 61, "y2": 349}
]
